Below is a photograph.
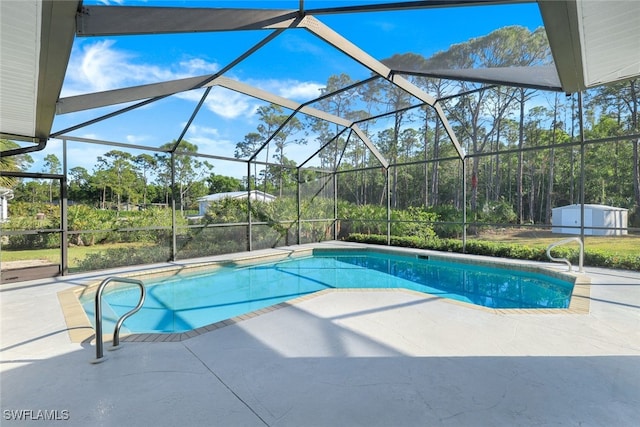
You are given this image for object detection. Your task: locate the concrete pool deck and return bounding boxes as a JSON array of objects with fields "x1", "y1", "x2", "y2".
[{"x1": 1, "y1": 242, "x2": 639, "y2": 426}]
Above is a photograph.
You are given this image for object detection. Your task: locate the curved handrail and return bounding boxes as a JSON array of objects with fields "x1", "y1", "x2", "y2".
[
  {"x1": 93, "y1": 277, "x2": 146, "y2": 363},
  {"x1": 546, "y1": 237, "x2": 584, "y2": 273}
]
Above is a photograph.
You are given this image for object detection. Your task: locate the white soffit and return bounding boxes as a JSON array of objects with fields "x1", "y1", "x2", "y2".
[
  {"x1": 0, "y1": 0, "x2": 77, "y2": 142},
  {"x1": 0, "y1": 1, "x2": 41, "y2": 140},
  {"x1": 578, "y1": 0, "x2": 640, "y2": 88},
  {"x1": 539, "y1": 0, "x2": 640, "y2": 93}
]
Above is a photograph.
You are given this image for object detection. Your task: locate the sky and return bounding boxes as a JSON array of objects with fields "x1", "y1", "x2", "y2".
[{"x1": 43, "y1": 0, "x2": 545, "y2": 180}]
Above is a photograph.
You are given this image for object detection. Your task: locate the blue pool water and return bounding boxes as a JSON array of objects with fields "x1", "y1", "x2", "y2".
[{"x1": 82, "y1": 251, "x2": 574, "y2": 333}]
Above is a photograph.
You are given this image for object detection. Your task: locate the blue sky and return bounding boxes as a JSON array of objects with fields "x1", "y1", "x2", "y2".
[{"x1": 46, "y1": 0, "x2": 545, "y2": 178}]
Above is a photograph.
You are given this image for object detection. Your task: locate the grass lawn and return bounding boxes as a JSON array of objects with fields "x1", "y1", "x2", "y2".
[
  {"x1": 2, "y1": 231, "x2": 638, "y2": 272},
  {"x1": 473, "y1": 228, "x2": 640, "y2": 257},
  {"x1": 1, "y1": 242, "x2": 148, "y2": 270}
]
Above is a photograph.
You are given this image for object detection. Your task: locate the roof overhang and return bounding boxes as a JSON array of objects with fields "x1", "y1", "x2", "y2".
[
  {"x1": 0, "y1": 0, "x2": 78, "y2": 143},
  {"x1": 538, "y1": 0, "x2": 640, "y2": 93}
]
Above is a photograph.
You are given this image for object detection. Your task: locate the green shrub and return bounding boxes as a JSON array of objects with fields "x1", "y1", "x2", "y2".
[
  {"x1": 8, "y1": 201, "x2": 59, "y2": 218},
  {"x1": 478, "y1": 198, "x2": 517, "y2": 224},
  {"x1": 75, "y1": 246, "x2": 171, "y2": 271},
  {"x1": 425, "y1": 205, "x2": 463, "y2": 238},
  {"x1": 390, "y1": 207, "x2": 438, "y2": 241},
  {"x1": 345, "y1": 233, "x2": 640, "y2": 271}
]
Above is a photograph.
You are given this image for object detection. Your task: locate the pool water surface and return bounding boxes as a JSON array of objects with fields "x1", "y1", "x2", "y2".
[{"x1": 81, "y1": 251, "x2": 574, "y2": 333}]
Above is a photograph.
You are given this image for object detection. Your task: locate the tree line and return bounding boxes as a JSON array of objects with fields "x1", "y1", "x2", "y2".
[{"x1": 2, "y1": 25, "x2": 638, "y2": 227}]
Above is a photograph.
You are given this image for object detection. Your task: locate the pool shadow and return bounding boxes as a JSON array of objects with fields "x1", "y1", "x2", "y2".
[{"x1": 2, "y1": 302, "x2": 639, "y2": 427}]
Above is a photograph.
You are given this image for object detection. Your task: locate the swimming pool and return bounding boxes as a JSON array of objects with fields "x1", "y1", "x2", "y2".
[{"x1": 80, "y1": 249, "x2": 575, "y2": 334}]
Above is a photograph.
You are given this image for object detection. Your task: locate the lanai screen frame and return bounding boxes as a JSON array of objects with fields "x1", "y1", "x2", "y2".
[
  {"x1": 48, "y1": 2, "x2": 472, "y2": 271},
  {"x1": 2, "y1": 1, "x2": 639, "y2": 277}
]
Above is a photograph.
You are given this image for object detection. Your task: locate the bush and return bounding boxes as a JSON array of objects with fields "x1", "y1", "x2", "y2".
[
  {"x1": 75, "y1": 246, "x2": 171, "y2": 271},
  {"x1": 478, "y1": 198, "x2": 517, "y2": 224},
  {"x1": 425, "y1": 204, "x2": 463, "y2": 238},
  {"x1": 390, "y1": 207, "x2": 437, "y2": 241},
  {"x1": 2, "y1": 214, "x2": 60, "y2": 249},
  {"x1": 345, "y1": 233, "x2": 640, "y2": 271}
]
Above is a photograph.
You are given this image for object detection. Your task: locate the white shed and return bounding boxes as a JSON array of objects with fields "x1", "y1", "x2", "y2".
[
  {"x1": 197, "y1": 190, "x2": 276, "y2": 216},
  {"x1": 551, "y1": 204, "x2": 628, "y2": 235}
]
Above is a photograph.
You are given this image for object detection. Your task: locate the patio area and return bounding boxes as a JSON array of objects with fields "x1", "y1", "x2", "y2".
[{"x1": 1, "y1": 243, "x2": 639, "y2": 426}]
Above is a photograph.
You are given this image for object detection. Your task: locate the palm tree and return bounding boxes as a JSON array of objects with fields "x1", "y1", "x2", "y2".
[{"x1": 1, "y1": 139, "x2": 34, "y2": 188}]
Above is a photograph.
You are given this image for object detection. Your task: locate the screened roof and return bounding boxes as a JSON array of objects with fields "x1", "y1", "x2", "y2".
[{"x1": 1, "y1": 0, "x2": 639, "y2": 156}]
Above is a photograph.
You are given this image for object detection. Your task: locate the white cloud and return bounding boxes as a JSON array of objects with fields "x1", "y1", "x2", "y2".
[
  {"x1": 248, "y1": 78, "x2": 323, "y2": 101},
  {"x1": 63, "y1": 40, "x2": 219, "y2": 96},
  {"x1": 179, "y1": 58, "x2": 219, "y2": 75},
  {"x1": 185, "y1": 124, "x2": 220, "y2": 139},
  {"x1": 278, "y1": 81, "x2": 323, "y2": 100},
  {"x1": 207, "y1": 92, "x2": 256, "y2": 119},
  {"x1": 187, "y1": 87, "x2": 259, "y2": 120},
  {"x1": 62, "y1": 40, "x2": 322, "y2": 124},
  {"x1": 184, "y1": 123, "x2": 237, "y2": 158},
  {"x1": 125, "y1": 134, "x2": 150, "y2": 145}
]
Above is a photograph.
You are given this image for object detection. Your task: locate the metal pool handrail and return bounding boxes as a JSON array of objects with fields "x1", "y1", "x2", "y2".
[
  {"x1": 546, "y1": 237, "x2": 584, "y2": 273},
  {"x1": 92, "y1": 277, "x2": 146, "y2": 363}
]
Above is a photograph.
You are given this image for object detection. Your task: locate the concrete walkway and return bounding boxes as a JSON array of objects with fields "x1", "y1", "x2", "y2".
[{"x1": 2, "y1": 243, "x2": 639, "y2": 426}]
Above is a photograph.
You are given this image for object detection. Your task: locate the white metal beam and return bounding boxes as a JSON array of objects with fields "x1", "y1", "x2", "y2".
[
  {"x1": 55, "y1": 72, "x2": 389, "y2": 165},
  {"x1": 75, "y1": 6, "x2": 298, "y2": 36},
  {"x1": 299, "y1": 15, "x2": 465, "y2": 159},
  {"x1": 57, "y1": 74, "x2": 352, "y2": 128},
  {"x1": 352, "y1": 125, "x2": 389, "y2": 169},
  {"x1": 56, "y1": 75, "x2": 217, "y2": 114}
]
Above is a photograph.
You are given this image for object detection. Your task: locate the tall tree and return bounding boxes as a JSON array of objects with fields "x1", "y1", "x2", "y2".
[
  {"x1": 591, "y1": 79, "x2": 640, "y2": 210},
  {"x1": 42, "y1": 154, "x2": 61, "y2": 202},
  {"x1": 235, "y1": 132, "x2": 262, "y2": 188},
  {"x1": 68, "y1": 166, "x2": 93, "y2": 203},
  {"x1": 157, "y1": 141, "x2": 212, "y2": 212},
  {"x1": 429, "y1": 26, "x2": 550, "y2": 219},
  {"x1": 206, "y1": 173, "x2": 243, "y2": 194},
  {"x1": 253, "y1": 104, "x2": 305, "y2": 196},
  {"x1": 1, "y1": 139, "x2": 33, "y2": 188},
  {"x1": 134, "y1": 153, "x2": 157, "y2": 207},
  {"x1": 311, "y1": 74, "x2": 356, "y2": 170},
  {"x1": 101, "y1": 150, "x2": 139, "y2": 209}
]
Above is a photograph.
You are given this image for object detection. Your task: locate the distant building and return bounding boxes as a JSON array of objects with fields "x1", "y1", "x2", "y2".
[
  {"x1": 0, "y1": 187, "x2": 14, "y2": 222},
  {"x1": 197, "y1": 190, "x2": 276, "y2": 216},
  {"x1": 551, "y1": 204, "x2": 628, "y2": 235}
]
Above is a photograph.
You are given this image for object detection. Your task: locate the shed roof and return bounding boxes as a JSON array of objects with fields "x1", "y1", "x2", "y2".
[{"x1": 553, "y1": 204, "x2": 629, "y2": 211}]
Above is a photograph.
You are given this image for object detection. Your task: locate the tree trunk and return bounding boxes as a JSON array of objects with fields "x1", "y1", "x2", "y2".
[
  {"x1": 423, "y1": 109, "x2": 430, "y2": 206},
  {"x1": 494, "y1": 121, "x2": 501, "y2": 201},
  {"x1": 430, "y1": 122, "x2": 440, "y2": 206},
  {"x1": 517, "y1": 88, "x2": 525, "y2": 224},
  {"x1": 545, "y1": 93, "x2": 558, "y2": 224}
]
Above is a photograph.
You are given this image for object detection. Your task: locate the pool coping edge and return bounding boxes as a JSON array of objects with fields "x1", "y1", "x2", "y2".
[{"x1": 57, "y1": 244, "x2": 591, "y2": 344}]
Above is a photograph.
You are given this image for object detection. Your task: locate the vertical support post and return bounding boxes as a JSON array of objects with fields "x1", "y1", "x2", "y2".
[
  {"x1": 386, "y1": 167, "x2": 391, "y2": 245},
  {"x1": 333, "y1": 170, "x2": 338, "y2": 240},
  {"x1": 462, "y1": 157, "x2": 467, "y2": 253},
  {"x1": 247, "y1": 161, "x2": 252, "y2": 251},
  {"x1": 170, "y1": 153, "x2": 177, "y2": 261},
  {"x1": 578, "y1": 91, "x2": 586, "y2": 243},
  {"x1": 297, "y1": 168, "x2": 301, "y2": 245},
  {"x1": 61, "y1": 139, "x2": 68, "y2": 275}
]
